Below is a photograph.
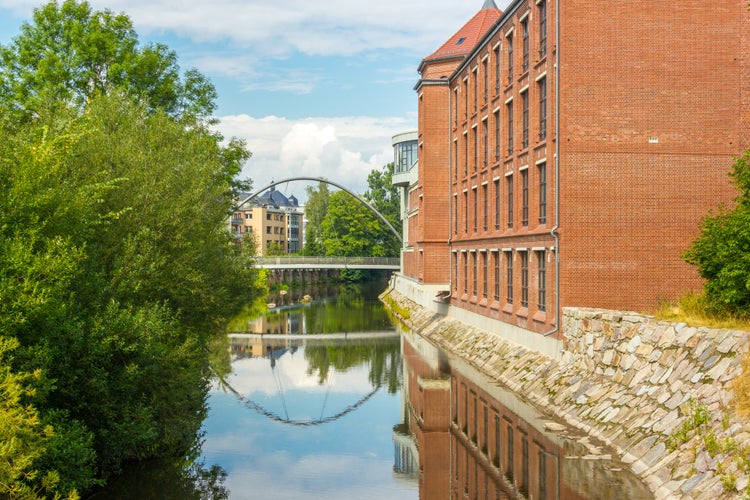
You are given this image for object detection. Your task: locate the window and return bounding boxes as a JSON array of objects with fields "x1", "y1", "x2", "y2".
[
  {"x1": 454, "y1": 88, "x2": 459, "y2": 127},
  {"x1": 507, "y1": 101, "x2": 514, "y2": 155},
  {"x1": 464, "y1": 191, "x2": 469, "y2": 233},
  {"x1": 494, "y1": 45, "x2": 501, "y2": 90},
  {"x1": 520, "y1": 250, "x2": 529, "y2": 308},
  {"x1": 506, "y1": 423, "x2": 514, "y2": 479},
  {"x1": 538, "y1": 77, "x2": 547, "y2": 140},
  {"x1": 538, "y1": 0, "x2": 547, "y2": 59},
  {"x1": 473, "y1": 127, "x2": 478, "y2": 172},
  {"x1": 494, "y1": 414, "x2": 501, "y2": 467},
  {"x1": 506, "y1": 251, "x2": 513, "y2": 304},
  {"x1": 538, "y1": 162, "x2": 547, "y2": 224},
  {"x1": 494, "y1": 110, "x2": 501, "y2": 160},
  {"x1": 482, "y1": 120, "x2": 488, "y2": 167},
  {"x1": 454, "y1": 193, "x2": 459, "y2": 234},
  {"x1": 482, "y1": 183, "x2": 488, "y2": 231},
  {"x1": 521, "y1": 169, "x2": 529, "y2": 226},
  {"x1": 494, "y1": 178, "x2": 501, "y2": 229},
  {"x1": 453, "y1": 139, "x2": 458, "y2": 180},
  {"x1": 521, "y1": 434, "x2": 529, "y2": 495},
  {"x1": 472, "y1": 187, "x2": 478, "y2": 232},
  {"x1": 482, "y1": 59, "x2": 488, "y2": 104},
  {"x1": 464, "y1": 133, "x2": 469, "y2": 176},
  {"x1": 537, "y1": 250, "x2": 547, "y2": 311},
  {"x1": 506, "y1": 32, "x2": 514, "y2": 84},
  {"x1": 493, "y1": 251, "x2": 500, "y2": 300},
  {"x1": 507, "y1": 174, "x2": 514, "y2": 229},
  {"x1": 245, "y1": 213, "x2": 252, "y2": 219},
  {"x1": 482, "y1": 404, "x2": 489, "y2": 452},
  {"x1": 463, "y1": 253, "x2": 468, "y2": 294},
  {"x1": 464, "y1": 78, "x2": 469, "y2": 119},
  {"x1": 482, "y1": 252, "x2": 488, "y2": 298},
  {"x1": 522, "y1": 18, "x2": 529, "y2": 73},
  {"x1": 473, "y1": 68, "x2": 478, "y2": 113},
  {"x1": 453, "y1": 253, "x2": 459, "y2": 291},
  {"x1": 472, "y1": 252, "x2": 478, "y2": 296},
  {"x1": 521, "y1": 90, "x2": 529, "y2": 149}
]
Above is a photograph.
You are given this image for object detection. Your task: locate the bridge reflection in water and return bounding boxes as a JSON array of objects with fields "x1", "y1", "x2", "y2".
[{"x1": 395, "y1": 328, "x2": 654, "y2": 500}]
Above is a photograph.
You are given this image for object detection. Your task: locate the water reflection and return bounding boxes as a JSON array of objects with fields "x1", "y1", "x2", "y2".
[{"x1": 397, "y1": 328, "x2": 653, "y2": 500}]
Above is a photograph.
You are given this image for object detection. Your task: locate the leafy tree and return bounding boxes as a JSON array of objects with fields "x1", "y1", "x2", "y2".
[
  {"x1": 683, "y1": 149, "x2": 750, "y2": 316},
  {"x1": 265, "y1": 241, "x2": 285, "y2": 256},
  {"x1": 364, "y1": 162, "x2": 402, "y2": 235},
  {"x1": 320, "y1": 191, "x2": 398, "y2": 258},
  {"x1": 0, "y1": 0, "x2": 216, "y2": 123},
  {"x1": 301, "y1": 182, "x2": 330, "y2": 255}
]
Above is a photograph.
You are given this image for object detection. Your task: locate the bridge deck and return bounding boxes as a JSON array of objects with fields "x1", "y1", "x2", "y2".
[{"x1": 254, "y1": 256, "x2": 400, "y2": 270}]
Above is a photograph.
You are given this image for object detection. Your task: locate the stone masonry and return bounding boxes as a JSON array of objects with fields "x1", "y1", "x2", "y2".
[{"x1": 383, "y1": 289, "x2": 750, "y2": 499}]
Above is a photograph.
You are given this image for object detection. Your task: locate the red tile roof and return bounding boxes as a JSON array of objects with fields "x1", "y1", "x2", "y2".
[{"x1": 424, "y1": 3, "x2": 501, "y2": 62}]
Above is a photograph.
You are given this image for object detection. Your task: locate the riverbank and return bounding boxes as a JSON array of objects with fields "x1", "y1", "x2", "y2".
[{"x1": 381, "y1": 287, "x2": 750, "y2": 499}]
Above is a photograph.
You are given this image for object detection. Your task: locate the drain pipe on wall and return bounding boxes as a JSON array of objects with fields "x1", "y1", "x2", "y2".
[
  {"x1": 543, "y1": 0, "x2": 561, "y2": 338},
  {"x1": 444, "y1": 78, "x2": 454, "y2": 302}
]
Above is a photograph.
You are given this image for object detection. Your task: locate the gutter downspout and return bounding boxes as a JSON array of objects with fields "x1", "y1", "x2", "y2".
[
  {"x1": 445, "y1": 78, "x2": 454, "y2": 302},
  {"x1": 544, "y1": 0, "x2": 561, "y2": 337}
]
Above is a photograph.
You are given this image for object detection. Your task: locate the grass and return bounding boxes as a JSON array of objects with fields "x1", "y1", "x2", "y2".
[{"x1": 653, "y1": 291, "x2": 750, "y2": 331}]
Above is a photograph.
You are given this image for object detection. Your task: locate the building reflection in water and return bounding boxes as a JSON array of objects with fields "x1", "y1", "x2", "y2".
[{"x1": 396, "y1": 328, "x2": 652, "y2": 500}]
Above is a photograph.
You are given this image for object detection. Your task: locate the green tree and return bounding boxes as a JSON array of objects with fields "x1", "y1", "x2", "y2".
[
  {"x1": 364, "y1": 162, "x2": 402, "y2": 235},
  {"x1": 0, "y1": 0, "x2": 216, "y2": 123},
  {"x1": 301, "y1": 182, "x2": 330, "y2": 255},
  {"x1": 683, "y1": 149, "x2": 750, "y2": 316},
  {"x1": 320, "y1": 191, "x2": 398, "y2": 258}
]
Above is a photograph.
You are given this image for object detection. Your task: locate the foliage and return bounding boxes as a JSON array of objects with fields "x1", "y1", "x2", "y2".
[
  {"x1": 265, "y1": 241, "x2": 285, "y2": 256},
  {"x1": 364, "y1": 162, "x2": 402, "y2": 235},
  {"x1": 320, "y1": 191, "x2": 399, "y2": 258},
  {"x1": 0, "y1": 0, "x2": 216, "y2": 124},
  {"x1": 683, "y1": 149, "x2": 750, "y2": 317},
  {"x1": 301, "y1": 181, "x2": 330, "y2": 255},
  {"x1": 653, "y1": 292, "x2": 750, "y2": 331},
  {"x1": 0, "y1": 91, "x2": 260, "y2": 495}
]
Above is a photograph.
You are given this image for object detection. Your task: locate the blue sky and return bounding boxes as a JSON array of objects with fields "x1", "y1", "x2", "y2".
[{"x1": 0, "y1": 0, "x2": 508, "y2": 198}]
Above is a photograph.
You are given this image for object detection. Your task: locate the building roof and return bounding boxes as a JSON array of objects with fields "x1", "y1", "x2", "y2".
[
  {"x1": 423, "y1": 0, "x2": 501, "y2": 62},
  {"x1": 257, "y1": 186, "x2": 299, "y2": 208}
]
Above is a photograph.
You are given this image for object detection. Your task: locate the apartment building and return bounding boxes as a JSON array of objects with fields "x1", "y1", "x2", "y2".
[
  {"x1": 230, "y1": 187, "x2": 303, "y2": 255},
  {"x1": 396, "y1": 0, "x2": 749, "y2": 344}
]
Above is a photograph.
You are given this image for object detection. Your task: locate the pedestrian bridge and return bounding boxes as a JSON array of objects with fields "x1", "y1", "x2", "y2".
[{"x1": 254, "y1": 256, "x2": 400, "y2": 270}]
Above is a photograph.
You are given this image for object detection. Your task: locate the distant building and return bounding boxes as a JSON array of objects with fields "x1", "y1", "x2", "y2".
[
  {"x1": 230, "y1": 186, "x2": 304, "y2": 255},
  {"x1": 392, "y1": 0, "x2": 749, "y2": 350}
]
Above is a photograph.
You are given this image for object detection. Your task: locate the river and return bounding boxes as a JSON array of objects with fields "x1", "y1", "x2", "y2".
[{"x1": 97, "y1": 281, "x2": 652, "y2": 499}]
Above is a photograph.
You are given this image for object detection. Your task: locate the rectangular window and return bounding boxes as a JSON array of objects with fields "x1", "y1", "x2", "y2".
[
  {"x1": 483, "y1": 59, "x2": 488, "y2": 104},
  {"x1": 538, "y1": 77, "x2": 547, "y2": 141},
  {"x1": 494, "y1": 45, "x2": 501, "y2": 91},
  {"x1": 482, "y1": 184, "x2": 488, "y2": 231},
  {"x1": 494, "y1": 110, "x2": 501, "y2": 160},
  {"x1": 507, "y1": 175, "x2": 514, "y2": 229},
  {"x1": 473, "y1": 68, "x2": 478, "y2": 113},
  {"x1": 493, "y1": 251, "x2": 500, "y2": 301},
  {"x1": 494, "y1": 178, "x2": 501, "y2": 229},
  {"x1": 521, "y1": 434, "x2": 529, "y2": 495},
  {"x1": 494, "y1": 414, "x2": 501, "y2": 467},
  {"x1": 482, "y1": 120, "x2": 488, "y2": 167},
  {"x1": 506, "y1": 424, "x2": 514, "y2": 479},
  {"x1": 463, "y1": 253, "x2": 468, "y2": 294},
  {"x1": 506, "y1": 251, "x2": 513, "y2": 304},
  {"x1": 464, "y1": 78, "x2": 469, "y2": 119},
  {"x1": 538, "y1": 162, "x2": 547, "y2": 224},
  {"x1": 473, "y1": 127, "x2": 478, "y2": 172},
  {"x1": 454, "y1": 253, "x2": 459, "y2": 291},
  {"x1": 472, "y1": 187, "x2": 478, "y2": 232},
  {"x1": 472, "y1": 252, "x2": 478, "y2": 296},
  {"x1": 521, "y1": 169, "x2": 529, "y2": 226},
  {"x1": 538, "y1": 1, "x2": 547, "y2": 59},
  {"x1": 537, "y1": 250, "x2": 547, "y2": 311},
  {"x1": 454, "y1": 88, "x2": 459, "y2": 127},
  {"x1": 522, "y1": 18, "x2": 529, "y2": 73},
  {"x1": 464, "y1": 191, "x2": 469, "y2": 233},
  {"x1": 454, "y1": 193, "x2": 459, "y2": 234},
  {"x1": 453, "y1": 139, "x2": 458, "y2": 180},
  {"x1": 464, "y1": 134, "x2": 469, "y2": 176},
  {"x1": 506, "y1": 101, "x2": 514, "y2": 155},
  {"x1": 521, "y1": 90, "x2": 529, "y2": 149},
  {"x1": 482, "y1": 252, "x2": 488, "y2": 298},
  {"x1": 506, "y1": 32, "x2": 514, "y2": 84},
  {"x1": 520, "y1": 250, "x2": 529, "y2": 308}
]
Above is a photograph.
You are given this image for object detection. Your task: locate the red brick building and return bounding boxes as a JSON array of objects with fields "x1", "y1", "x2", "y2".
[{"x1": 395, "y1": 0, "x2": 749, "y2": 345}]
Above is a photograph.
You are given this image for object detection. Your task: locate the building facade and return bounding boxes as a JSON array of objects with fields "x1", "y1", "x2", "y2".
[
  {"x1": 230, "y1": 187, "x2": 304, "y2": 255},
  {"x1": 394, "y1": 0, "x2": 749, "y2": 347}
]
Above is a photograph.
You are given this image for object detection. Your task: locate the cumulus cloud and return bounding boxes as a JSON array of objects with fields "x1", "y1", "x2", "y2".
[{"x1": 215, "y1": 113, "x2": 415, "y2": 199}]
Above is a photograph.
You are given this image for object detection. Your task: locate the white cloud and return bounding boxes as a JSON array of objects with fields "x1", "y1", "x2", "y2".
[{"x1": 214, "y1": 113, "x2": 415, "y2": 199}]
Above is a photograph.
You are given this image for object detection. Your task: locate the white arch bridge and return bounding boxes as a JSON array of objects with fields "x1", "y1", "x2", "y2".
[{"x1": 254, "y1": 256, "x2": 400, "y2": 270}]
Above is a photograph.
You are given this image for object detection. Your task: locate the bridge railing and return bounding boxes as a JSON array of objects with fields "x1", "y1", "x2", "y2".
[{"x1": 253, "y1": 256, "x2": 400, "y2": 269}]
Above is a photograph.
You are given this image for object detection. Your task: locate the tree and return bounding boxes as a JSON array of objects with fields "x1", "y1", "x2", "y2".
[
  {"x1": 683, "y1": 149, "x2": 750, "y2": 317},
  {"x1": 364, "y1": 162, "x2": 402, "y2": 235},
  {"x1": 0, "y1": 0, "x2": 216, "y2": 123},
  {"x1": 320, "y1": 191, "x2": 398, "y2": 258},
  {"x1": 301, "y1": 182, "x2": 330, "y2": 255}
]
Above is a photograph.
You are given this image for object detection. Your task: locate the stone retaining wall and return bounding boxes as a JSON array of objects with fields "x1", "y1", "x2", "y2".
[{"x1": 383, "y1": 288, "x2": 750, "y2": 499}]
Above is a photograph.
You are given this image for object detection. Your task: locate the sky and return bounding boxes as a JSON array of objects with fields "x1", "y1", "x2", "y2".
[{"x1": 0, "y1": 0, "x2": 509, "y2": 201}]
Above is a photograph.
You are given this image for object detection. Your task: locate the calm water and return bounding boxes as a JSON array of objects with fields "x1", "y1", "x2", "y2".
[{"x1": 99, "y1": 282, "x2": 653, "y2": 499}]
